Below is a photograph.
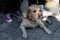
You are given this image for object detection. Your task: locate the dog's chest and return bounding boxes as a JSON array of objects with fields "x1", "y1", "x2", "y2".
[
  {"x1": 27, "y1": 21, "x2": 38, "y2": 27},
  {"x1": 24, "y1": 20, "x2": 38, "y2": 27}
]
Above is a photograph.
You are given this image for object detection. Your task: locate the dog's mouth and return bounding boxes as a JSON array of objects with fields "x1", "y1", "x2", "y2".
[
  {"x1": 35, "y1": 13, "x2": 42, "y2": 19},
  {"x1": 27, "y1": 14, "x2": 41, "y2": 22},
  {"x1": 34, "y1": 15, "x2": 40, "y2": 19}
]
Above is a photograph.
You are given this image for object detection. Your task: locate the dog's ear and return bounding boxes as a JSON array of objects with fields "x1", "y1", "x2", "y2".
[{"x1": 23, "y1": 8, "x2": 31, "y2": 18}]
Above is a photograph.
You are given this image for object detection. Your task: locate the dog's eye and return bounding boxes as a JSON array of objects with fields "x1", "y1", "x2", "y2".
[
  {"x1": 33, "y1": 10, "x2": 36, "y2": 12},
  {"x1": 39, "y1": 10, "x2": 42, "y2": 12}
]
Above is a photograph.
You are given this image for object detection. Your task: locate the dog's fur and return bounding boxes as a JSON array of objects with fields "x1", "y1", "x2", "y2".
[{"x1": 20, "y1": 4, "x2": 52, "y2": 38}]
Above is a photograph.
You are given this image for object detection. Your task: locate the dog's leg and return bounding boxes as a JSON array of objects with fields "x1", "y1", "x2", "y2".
[
  {"x1": 36, "y1": 19, "x2": 52, "y2": 34},
  {"x1": 40, "y1": 20, "x2": 52, "y2": 34},
  {"x1": 20, "y1": 25, "x2": 27, "y2": 38}
]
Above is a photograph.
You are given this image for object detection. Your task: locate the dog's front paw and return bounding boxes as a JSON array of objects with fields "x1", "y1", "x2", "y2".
[
  {"x1": 22, "y1": 34, "x2": 27, "y2": 38},
  {"x1": 46, "y1": 29, "x2": 52, "y2": 34}
]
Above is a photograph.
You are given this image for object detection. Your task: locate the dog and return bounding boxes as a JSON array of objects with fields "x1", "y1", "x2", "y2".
[{"x1": 19, "y1": 4, "x2": 52, "y2": 38}]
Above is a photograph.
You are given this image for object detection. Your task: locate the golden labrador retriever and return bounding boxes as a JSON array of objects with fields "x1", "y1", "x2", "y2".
[{"x1": 20, "y1": 4, "x2": 52, "y2": 38}]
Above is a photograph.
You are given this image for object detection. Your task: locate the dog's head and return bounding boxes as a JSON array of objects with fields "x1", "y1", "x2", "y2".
[{"x1": 23, "y1": 4, "x2": 42, "y2": 20}]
